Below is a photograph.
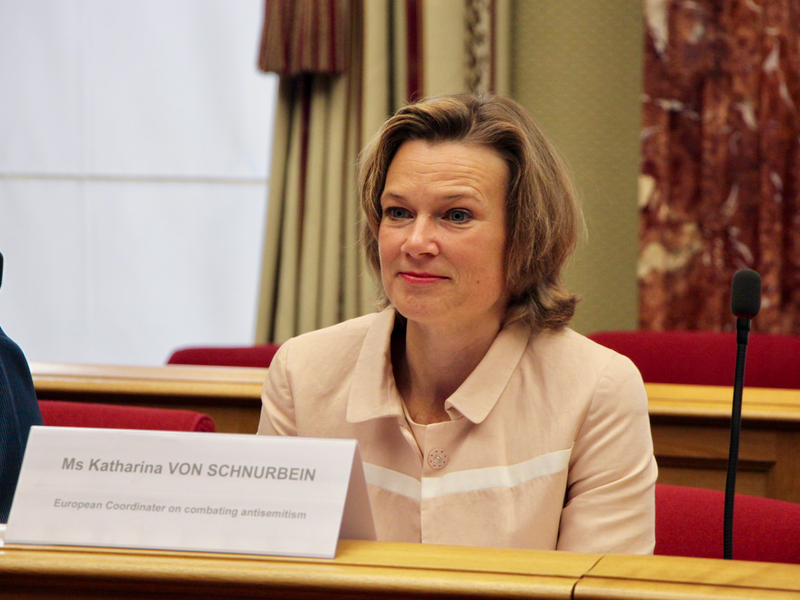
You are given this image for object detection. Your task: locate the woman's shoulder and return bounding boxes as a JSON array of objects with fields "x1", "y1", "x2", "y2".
[
  {"x1": 282, "y1": 311, "x2": 377, "y2": 349},
  {"x1": 276, "y1": 311, "x2": 386, "y2": 368},
  {"x1": 529, "y1": 326, "x2": 609, "y2": 353},
  {"x1": 526, "y1": 326, "x2": 642, "y2": 380},
  {"x1": 290, "y1": 311, "x2": 379, "y2": 344}
]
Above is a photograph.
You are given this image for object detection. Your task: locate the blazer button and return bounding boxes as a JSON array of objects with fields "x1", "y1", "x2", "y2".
[{"x1": 428, "y1": 449, "x2": 448, "y2": 470}]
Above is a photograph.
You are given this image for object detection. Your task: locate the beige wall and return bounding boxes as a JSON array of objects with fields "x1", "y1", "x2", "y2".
[{"x1": 511, "y1": 0, "x2": 643, "y2": 335}]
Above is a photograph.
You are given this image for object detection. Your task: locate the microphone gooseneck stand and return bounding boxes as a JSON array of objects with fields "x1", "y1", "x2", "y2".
[
  {"x1": 723, "y1": 316, "x2": 750, "y2": 560},
  {"x1": 724, "y1": 269, "x2": 761, "y2": 560}
]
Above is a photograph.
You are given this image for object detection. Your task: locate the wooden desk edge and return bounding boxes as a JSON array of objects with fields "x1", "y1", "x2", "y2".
[
  {"x1": 30, "y1": 363, "x2": 800, "y2": 424},
  {"x1": 579, "y1": 553, "x2": 800, "y2": 594},
  {"x1": 0, "y1": 541, "x2": 597, "y2": 600},
  {"x1": 31, "y1": 361, "x2": 268, "y2": 402},
  {"x1": 3, "y1": 543, "x2": 800, "y2": 599}
]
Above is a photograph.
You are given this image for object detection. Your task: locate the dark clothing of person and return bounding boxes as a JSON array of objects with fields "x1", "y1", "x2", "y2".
[{"x1": 0, "y1": 326, "x2": 42, "y2": 523}]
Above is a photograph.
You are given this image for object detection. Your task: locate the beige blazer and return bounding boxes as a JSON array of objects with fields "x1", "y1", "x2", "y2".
[{"x1": 259, "y1": 308, "x2": 657, "y2": 553}]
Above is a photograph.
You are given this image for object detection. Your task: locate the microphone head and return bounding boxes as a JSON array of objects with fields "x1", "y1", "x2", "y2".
[{"x1": 730, "y1": 269, "x2": 761, "y2": 319}]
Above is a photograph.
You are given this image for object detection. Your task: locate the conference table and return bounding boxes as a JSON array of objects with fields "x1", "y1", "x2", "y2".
[
  {"x1": 2, "y1": 537, "x2": 800, "y2": 599},
  {"x1": 17, "y1": 363, "x2": 800, "y2": 597},
  {"x1": 30, "y1": 362, "x2": 800, "y2": 503}
]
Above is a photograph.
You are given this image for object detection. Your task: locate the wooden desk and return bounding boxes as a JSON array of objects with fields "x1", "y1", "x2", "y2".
[
  {"x1": 576, "y1": 553, "x2": 800, "y2": 600},
  {"x1": 2, "y1": 540, "x2": 799, "y2": 599},
  {"x1": 647, "y1": 384, "x2": 800, "y2": 503},
  {"x1": 0, "y1": 540, "x2": 595, "y2": 600},
  {"x1": 30, "y1": 363, "x2": 800, "y2": 502},
  {"x1": 31, "y1": 362, "x2": 267, "y2": 434}
]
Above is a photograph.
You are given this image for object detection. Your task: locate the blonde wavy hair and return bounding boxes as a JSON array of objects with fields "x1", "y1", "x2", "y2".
[{"x1": 358, "y1": 94, "x2": 583, "y2": 332}]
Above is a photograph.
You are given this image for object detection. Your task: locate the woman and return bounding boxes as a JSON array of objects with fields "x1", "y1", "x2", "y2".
[{"x1": 258, "y1": 95, "x2": 657, "y2": 553}]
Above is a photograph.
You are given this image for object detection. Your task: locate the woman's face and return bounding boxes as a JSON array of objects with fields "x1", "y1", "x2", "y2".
[{"x1": 378, "y1": 140, "x2": 509, "y2": 332}]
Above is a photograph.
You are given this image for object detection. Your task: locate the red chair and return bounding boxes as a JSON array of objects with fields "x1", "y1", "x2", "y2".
[
  {"x1": 39, "y1": 400, "x2": 216, "y2": 432},
  {"x1": 655, "y1": 484, "x2": 800, "y2": 564},
  {"x1": 167, "y1": 344, "x2": 280, "y2": 368},
  {"x1": 588, "y1": 330, "x2": 800, "y2": 388}
]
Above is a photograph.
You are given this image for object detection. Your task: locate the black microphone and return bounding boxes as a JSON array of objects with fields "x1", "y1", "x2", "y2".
[
  {"x1": 724, "y1": 269, "x2": 761, "y2": 560},
  {"x1": 731, "y1": 268, "x2": 762, "y2": 321},
  {"x1": 0, "y1": 251, "x2": 4, "y2": 290}
]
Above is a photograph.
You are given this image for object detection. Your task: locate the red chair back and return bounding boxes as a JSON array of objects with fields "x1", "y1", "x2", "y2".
[
  {"x1": 167, "y1": 344, "x2": 280, "y2": 368},
  {"x1": 655, "y1": 484, "x2": 800, "y2": 564},
  {"x1": 39, "y1": 400, "x2": 216, "y2": 432},
  {"x1": 588, "y1": 330, "x2": 800, "y2": 388}
]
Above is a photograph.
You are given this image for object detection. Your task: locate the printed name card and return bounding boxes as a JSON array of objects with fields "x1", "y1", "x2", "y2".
[{"x1": 5, "y1": 427, "x2": 375, "y2": 558}]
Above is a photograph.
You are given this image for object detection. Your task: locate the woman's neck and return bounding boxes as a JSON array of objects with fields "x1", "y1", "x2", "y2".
[{"x1": 392, "y1": 313, "x2": 503, "y2": 425}]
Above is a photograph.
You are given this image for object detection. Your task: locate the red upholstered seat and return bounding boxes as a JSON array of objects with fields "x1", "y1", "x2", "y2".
[
  {"x1": 38, "y1": 400, "x2": 216, "y2": 432},
  {"x1": 588, "y1": 330, "x2": 800, "y2": 388},
  {"x1": 655, "y1": 484, "x2": 800, "y2": 564},
  {"x1": 167, "y1": 344, "x2": 280, "y2": 368}
]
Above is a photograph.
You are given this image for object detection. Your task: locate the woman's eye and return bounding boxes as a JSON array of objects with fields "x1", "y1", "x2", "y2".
[
  {"x1": 383, "y1": 207, "x2": 409, "y2": 220},
  {"x1": 447, "y1": 209, "x2": 471, "y2": 223}
]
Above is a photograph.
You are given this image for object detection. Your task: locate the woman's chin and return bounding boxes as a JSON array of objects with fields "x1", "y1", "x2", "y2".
[{"x1": 391, "y1": 300, "x2": 448, "y2": 326}]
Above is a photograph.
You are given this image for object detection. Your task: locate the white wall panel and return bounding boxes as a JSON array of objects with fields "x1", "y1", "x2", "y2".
[
  {"x1": 0, "y1": 0, "x2": 278, "y2": 366},
  {"x1": 82, "y1": 0, "x2": 275, "y2": 178},
  {"x1": 87, "y1": 182, "x2": 267, "y2": 365},
  {"x1": 0, "y1": 1, "x2": 83, "y2": 173},
  {"x1": 0, "y1": 181, "x2": 90, "y2": 358},
  {"x1": 0, "y1": 181, "x2": 268, "y2": 366}
]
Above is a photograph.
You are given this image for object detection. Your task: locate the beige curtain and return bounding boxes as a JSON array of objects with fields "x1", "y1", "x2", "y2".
[{"x1": 256, "y1": 0, "x2": 510, "y2": 344}]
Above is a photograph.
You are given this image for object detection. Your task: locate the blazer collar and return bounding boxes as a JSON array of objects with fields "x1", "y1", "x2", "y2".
[
  {"x1": 346, "y1": 308, "x2": 404, "y2": 424},
  {"x1": 443, "y1": 320, "x2": 530, "y2": 423},
  {"x1": 346, "y1": 309, "x2": 531, "y2": 425}
]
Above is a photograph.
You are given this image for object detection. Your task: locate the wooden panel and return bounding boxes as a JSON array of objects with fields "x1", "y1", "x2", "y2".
[
  {"x1": 576, "y1": 554, "x2": 800, "y2": 599},
  {"x1": 657, "y1": 467, "x2": 768, "y2": 498},
  {"x1": 775, "y1": 433, "x2": 800, "y2": 504},
  {"x1": 31, "y1": 362, "x2": 268, "y2": 400},
  {"x1": 31, "y1": 362, "x2": 266, "y2": 434},
  {"x1": 652, "y1": 424, "x2": 775, "y2": 497},
  {"x1": 0, "y1": 540, "x2": 595, "y2": 600},
  {"x1": 652, "y1": 426, "x2": 778, "y2": 462},
  {"x1": 646, "y1": 384, "x2": 800, "y2": 424},
  {"x1": 2, "y1": 541, "x2": 800, "y2": 600},
  {"x1": 575, "y1": 577, "x2": 800, "y2": 599},
  {"x1": 646, "y1": 385, "x2": 800, "y2": 502}
]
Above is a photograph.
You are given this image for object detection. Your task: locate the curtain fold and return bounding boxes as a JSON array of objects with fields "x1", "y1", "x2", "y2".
[
  {"x1": 259, "y1": 0, "x2": 351, "y2": 76},
  {"x1": 256, "y1": 0, "x2": 510, "y2": 344},
  {"x1": 639, "y1": 0, "x2": 800, "y2": 334}
]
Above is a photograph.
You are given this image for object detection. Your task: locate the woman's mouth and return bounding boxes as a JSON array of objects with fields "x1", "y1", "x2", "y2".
[{"x1": 399, "y1": 272, "x2": 448, "y2": 283}]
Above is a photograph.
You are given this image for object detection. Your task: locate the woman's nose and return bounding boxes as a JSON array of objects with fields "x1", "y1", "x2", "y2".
[{"x1": 401, "y1": 217, "x2": 438, "y2": 256}]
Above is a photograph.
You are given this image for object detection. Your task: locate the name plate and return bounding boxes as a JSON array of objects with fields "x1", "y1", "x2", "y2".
[{"x1": 6, "y1": 427, "x2": 375, "y2": 558}]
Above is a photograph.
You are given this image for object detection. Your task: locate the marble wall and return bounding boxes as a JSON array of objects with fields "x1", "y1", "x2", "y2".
[{"x1": 639, "y1": 0, "x2": 800, "y2": 333}]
